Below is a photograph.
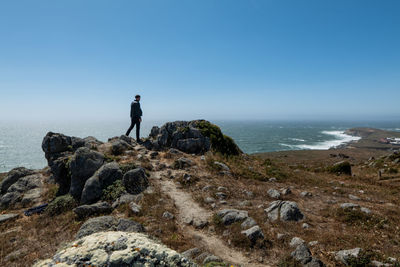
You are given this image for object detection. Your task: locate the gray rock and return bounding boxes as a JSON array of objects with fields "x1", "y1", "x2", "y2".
[
  {"x1": 80, "y1": 162, "x2": 122, "y2": 204},
  {"x1": 267, "y1": 188, "x2": 281, "y2": 199},
  {"x1": 69, "y1": 147, "x2": 104, "y2": 199},
  {"x1": 214, "y1": 162, "x2": 230, "y2": 171},
  {"x1": 203, "y1": 255, "x2": 222, "y2": 264},
  {"x1": 174, "y1": 157, "x2": 194, "y2": 169},
  {"x1": 361, "y1": 207, "x2": 372, "y2": 214},
  {"x1": 0, "y1": 167, "x2": 35, "y2": 194},
  {"x1": 182, "y1": 247, "x2": 201, "y2": 259},
  {"x1": 162, "y1": 211, "x2": 174, "y2": 219},
  {"x1": 216, "y1": 209, "x2": 248, "y2": 225},
  {"x1": 301, "y1": 191, "x2": 312, "y2": 197},
  {"x1": 7, "y1": 174, "x2": 41, "y2": 193},
  {"x1": 73, "y1": 202, "x2": 112, "y2": 219},
  {"x1": 111, "y1": 139, "x2": 132, "y2": 155},
  {"x1": 281, "y1": 188, "x2": 292, "y2": 195},
  {"x1": 241, "y1": 225, "x2": 264, "y2": 244},
  {"x1": 129, "y1": 202, "x2": 141, "y2": 215},
  {"x1": 305, "y1": 258, "x2": 325, "y2": 267},
  {"x1": 308, "y1": 241, "x2": 319, "y2": 247},
  {"x1": 112, "y1": 193, "x2": 142, "y2": 208},
  {"x1": 241, "y1": 217, "x2": 257, "y2": 229},
  {"x1": 349, "y1": 194, "x2": 360, "y2": 201},
  {"x1": 265, "y1": 200, "x2": 304, "y2": 222},
  {"x1": 290, "y1": 237, "x2": 305, "y2": 248},
  {"x1": 0, "y1": 213, "x2": 19, "y2": 224},
  {"x1": 302, "y1": 223, "x2": 310, "y2": 229},
  {"x1": 41, "y1": 132, "x2": 73, "y2": 156},
  {"x1": 340, "y1": 203, "x2": 360, "y2": 209},
  {"x1": 204, "y1": 197, "x2": 216, "y2": 204},
  {"x1": 34, "y1": 231, "x2": 195, "y2": 267},
  {"x1": 215, "y1": 192, "x2": 227, "y2": 199},
  {"x1": 335, "y1": 248, "x2": 362, "y2": 265},
  {"x1": 291, "y1": 243, "x2": 312, "y2": 264},
  {"x1": 269, "y1": 177, "x2": 277, "y2": 182},
  {"x1": 21, "y1": 188, "x2": 43, "y2": 206},
  {"x1": 123, "y1": 168, "x2": 149, "y2": 194},
  {"x1": 76, "y1": 216, "x2": 144, "y2": 239}
]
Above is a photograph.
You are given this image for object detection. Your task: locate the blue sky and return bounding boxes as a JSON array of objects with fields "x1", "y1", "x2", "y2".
[{"x1": 0, "y1": 0, "x2": 399, "y2": 122}]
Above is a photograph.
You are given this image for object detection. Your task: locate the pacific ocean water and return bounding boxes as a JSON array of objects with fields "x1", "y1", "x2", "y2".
[{"x1": 0, "y1": 120, "x2": 399, "y2": 172}]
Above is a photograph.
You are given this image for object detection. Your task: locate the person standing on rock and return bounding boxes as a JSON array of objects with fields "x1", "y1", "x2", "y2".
[{"x1": 125, "y1": 95, "x2": 143, "y2": 142}]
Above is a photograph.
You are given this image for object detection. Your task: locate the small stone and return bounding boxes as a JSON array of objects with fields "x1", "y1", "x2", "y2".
[
  {"x1": 290, "y1": 237, "x2": 305, "y2": 248},
  {"x1": 241, "y1": 225, "x2": 264, "y2": 243},
  {"x1": 128, "y1": 202, "x2": 141, "y2": 215},
  {"x1": 340, "y1": 203, "x2": 360, "y2": 209},
  {"x1": 277, "y1": 233, "x2": 286, "y2": 240},
  {"x1": 241, "y1": 217, "x2": 257, "y2": 229},
  {"x1": 349, "y1": 194, "x2": 360, "y2": 201},
  {"x1": 302, "y1": 223, "x2": 310, "y2": 229},
  {"x1": 217, "y1": 186, "x2": 228, "y2": 192},
  {"x1": 215, "y1": 192, "x2": 227, "y2": 199},
  {"x1": 281, "y1": 188, "x2": 292, "y2": 195},
  {"x1": 162, "y1": 211, "x2": 174, "y2": 219},
  {"x1": 0, "y1": 214, "x2": 19, "y2": 224},
  {"x1": 204, "y1": 197, "x2": 216, "y2": 204},
  {"x1": 301, "y1": 191, "x2": 312, "y2": 197},
  {"x1": 308, "y1": 241, "x2": 319, "y2": 247},
  {"x1": 269, "y1": 177, "x2": 277, "y2": 182},
  {"x1": 361, "y1": 207, "x2": 372, "y2": 214},
  {"x1": 267, "y1": 189, "x2": 281, "y2": 199},
  {"x1": 214, "y1": 162, "x2": 230, "y2": 171}
]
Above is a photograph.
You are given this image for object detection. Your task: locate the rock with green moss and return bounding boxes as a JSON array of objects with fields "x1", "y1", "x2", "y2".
[
  {"x1": 45, "y1": 194, "x2": 77, "y2": 216},
  {"x1": 147, "y1": 120, "x2": 241, "y2": 155}
]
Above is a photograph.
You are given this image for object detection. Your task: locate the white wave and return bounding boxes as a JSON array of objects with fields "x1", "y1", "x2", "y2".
[
  {"x1": 290, "y1": 131, "x2": 361, "y2": 150},
  {"x1": 290, "y1": 138, "x2": 305, "y2": 142},
  {"x1": 280, "y1": 143, "x2": 297, "y2": 149}
]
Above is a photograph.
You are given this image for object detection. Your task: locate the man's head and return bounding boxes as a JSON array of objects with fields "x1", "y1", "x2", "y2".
[{"x1": 135, "y1": 95, "x2": 141, "y2": 101}]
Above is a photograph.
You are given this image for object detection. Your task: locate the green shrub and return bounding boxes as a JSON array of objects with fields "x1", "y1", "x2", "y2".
[
  {"x1": 101, "y1": 180, "x2": 126, "y2": 201},
  {"x1": 196, "y1": 121, "x2": 241, "y2": 156},
  {"x1": 328, "y1": 161, "x2": 352, "y2": 175},
  {"x1": 45, "y1": 194, "x2": 77, "y2": 216},
  {"x1": 119, "y1": 163, "x2": 137, "y2": 174}
]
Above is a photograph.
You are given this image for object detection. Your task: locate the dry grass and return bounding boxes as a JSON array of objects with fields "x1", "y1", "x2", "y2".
[{"x1": 0, "y1": 211, "x2": 82, "y2": 267}]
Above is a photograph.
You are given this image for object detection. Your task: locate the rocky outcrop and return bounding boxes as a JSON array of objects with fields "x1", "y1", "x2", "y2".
[
  {"x1": 80, "y1": 162, "x2": 122, "y2": 205},
  {"x1": 146, "y1": 120, "x2": 241, "y2": 155},
  {"x1": 0, "y1": 167, "x2": 35, "y2": 194},
  {"x1": 265, "y1": 200, "x2": 304, "y2": 222},
  {"x1": 33, "y1": 231, "x2": 196, "y2": 267}
]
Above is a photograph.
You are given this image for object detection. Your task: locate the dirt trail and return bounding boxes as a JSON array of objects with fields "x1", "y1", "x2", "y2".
[{"x1": 151, "y1": 169, "x2": 270, "y2": 267}]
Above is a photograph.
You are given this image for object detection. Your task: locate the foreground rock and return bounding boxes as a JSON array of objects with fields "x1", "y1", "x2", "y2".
[
  {"x1": 265, "y1": 200, "x2": 304, "y2": 222},
  {"x1": 33, "y1": 231, "x2": 196, "y2": 267},
  {"x1": 76, "y1": 216, "x2": 144, "y2": 239}
]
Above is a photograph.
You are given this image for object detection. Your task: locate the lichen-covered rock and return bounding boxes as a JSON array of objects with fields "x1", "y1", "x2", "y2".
[
  {"x1": 69, "y1": 147, "x2": 104, "y2": 199},
  {"x1": 33, "y1": 231, "x2": 196, "y2": 267},
  {"x1": 335, "y1": 248, "x2": 362, "y2": 265},
  {"x1": 122, "y1": 168, "x2": 149, "y2": 195},
  {"x1": 80, "y1": 162, "x2": 122, "y2": 204}
]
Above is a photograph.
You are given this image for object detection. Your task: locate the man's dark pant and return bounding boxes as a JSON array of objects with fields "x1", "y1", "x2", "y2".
[{"x1": 126, "y1": 117, "x2": 140, "y2": 140}]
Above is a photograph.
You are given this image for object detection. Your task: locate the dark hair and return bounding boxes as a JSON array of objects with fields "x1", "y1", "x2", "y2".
[{"x1": 135, "y1": 95, "x2": 141, "y2": 99}]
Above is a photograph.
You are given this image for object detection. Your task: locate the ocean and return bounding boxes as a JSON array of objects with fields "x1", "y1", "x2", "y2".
[{"x1": 0, "y1": 120, "x2": 399, "y2": 173}]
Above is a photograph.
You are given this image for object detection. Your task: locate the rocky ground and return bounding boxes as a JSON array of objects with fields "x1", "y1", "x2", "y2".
[{"x1": 1, "y1": 121, "x2": 400, "y2": 267}]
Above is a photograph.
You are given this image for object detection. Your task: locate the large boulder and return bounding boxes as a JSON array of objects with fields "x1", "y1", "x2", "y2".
[
  {"x1": 80, "y1": 162, "x2": 123, "y2": 204},
  {"x1": 122, "y1": 168, "x2": 149, "y2": 195},
  {"x1": 264, "y1": 200, "x2": 304, "y2": 222},
  {"x1": 48, "y1": 156, "x2": 71, "y2": 195},
  {"x1": 33, "y1": 231, "x2": 196, "y2": 267},
  {"x1": 0, "y1": 167, "x2": 35, "y2": 194},
  {"x1": 69, "y1": 147, "x2": 104, "y2": 199},
  {"x1": 76, "y1": 216, "x2": 144, "y2": 239}
]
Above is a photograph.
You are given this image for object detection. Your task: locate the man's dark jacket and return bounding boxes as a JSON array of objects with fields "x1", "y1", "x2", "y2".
[{"x1": 130, "y1": 100, "x2": 143, "y2": 119}]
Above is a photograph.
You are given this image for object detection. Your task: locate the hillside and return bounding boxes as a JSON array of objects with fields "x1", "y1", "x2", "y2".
[{"x1": 1, "y1": 122, "x2": 400, "y2": 267}]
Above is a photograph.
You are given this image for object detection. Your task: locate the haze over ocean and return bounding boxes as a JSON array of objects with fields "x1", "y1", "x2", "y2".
[{"x1": 1, "y1": 120, "x2": 399, "y2": 172}]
